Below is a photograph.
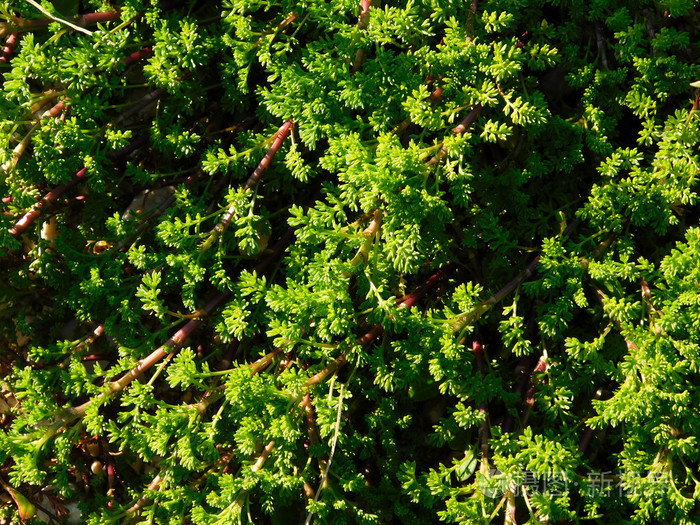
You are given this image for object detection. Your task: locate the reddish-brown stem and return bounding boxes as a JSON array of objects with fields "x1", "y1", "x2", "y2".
[
  {"x1": 9, "y1": 167, "x2": 87, "y2": 237},
  {"x1": 110, "y1": 292, "x2": 229, "y2": 391},
  {"x1": 501, "y1": 352, "x2": 547, "y2": 433},
  {"x1": 253, "y1": 226, "x2": 296, "y2": 273},
  {"x1": 100, "y1": 436, "x2": 116, "y2": 504},
  {"x1": 521, "y1": 353, "x2": 547, "y2": 427},
  {"x1": 68, "y1": 291, "x2": 230, "y2": 419},
  {"x1": 81, "y1": 354, "x2": 107, "y2": 362},
  {"x1": 350, "y1": 0, "x2": 372, "y2": 74},
  {"x1": 3, "y1": 10, "x2": 119, "y2": 36},
  {"x1": 451, "y1": 254, "x2": 541, "y2": 334},
  {"x1": 106, "y1": 134, "x2": 149, "y2": 163},
  {"x1": 203, "y1": 120, "x2": 294, "y2": 251},
  {"x1": 473, "y1": 341, "x2": 490, "y2": 461},
  {"x1": 393, "y1": 85, "x2": 444, "y2": 136},
  {"x1": 345, "y1": 210, "x2": 382, "y2": 272},
  {"x1": 278, "y1": 11, "x2": 299, "y2": 30},
  {"x1": 0, "y1": 33, "x2": 19, "y2": 64},
  {"x1": 71, "y1": 323, "x2": 105, "y2": 356},
  {"x1": 465, "y1": 0, "x2": 478, "y2": 39},
  {"x1": 473, "y1": 340, "x2": 485, "y2": 375},
  {"x1": 44, "y1": 100, "x2": 66, "y2": 119},
  {"x1": 74, "y1": 11, "x2": 120, "y2": 26},
  {"x1": 452, "y1": 103, "x2": 483, "y2": 135},
  {"x1": 306, "y1": 264, "x2": 453, "y2": 387},
  {"x1": 427, "y1": 104, "x2": 483, "y2": 166},
  {"x1": 301, "y1": 393, "x2": 331, "y2": 475},
  {"x1": 109, "y1": 87, "x2": 167, "y2": 127},
  {"x1": 122, "y1": 46, "x2": 152, "y2": 68},
  {"x1": 251, "y1": 440, "x2": 275, "y2": 472},
  {"x1": 250, "y1": 348, "x2": 284, "y2": 375},
  {"x1": 68, "y1": 224, "x2": 294, "y2": 423},
  {"x1": 244, "y1": 119, "x2": 294, "y2": 190},
  {"x1": 125, "y1": 472, "x2": 163, "y2": 516},
  {"x1": 305, "y1": 354, "x2": 349, "y2": 387},
  {"x1": 501, "y1": 356, "x2": 531, "y2": 433},
  {"x1": 399, "y1": 263, "x2": 455, "y2": 308},
  {"x1": 219, "y1": 340, "x2": 239, "y2": 371},
  {"x1": 524, "y1": 354, "x2": 547, "y2": 407},
  {"x1": 302, "y1": 393, "x2": 321, "y2": 448},
  {"x1": 428, "y1": 86, "x2": 444, "y2": 103}
]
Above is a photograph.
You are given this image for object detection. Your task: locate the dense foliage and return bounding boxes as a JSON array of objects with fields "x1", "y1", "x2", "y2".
[{"x1": 1, "y1": 0, "x2": 700, "y2": 522}]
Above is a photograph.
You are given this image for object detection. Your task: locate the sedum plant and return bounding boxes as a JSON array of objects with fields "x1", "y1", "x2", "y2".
[{"x1": 0, "y1": 0, "x2": 699, "y2": 523}]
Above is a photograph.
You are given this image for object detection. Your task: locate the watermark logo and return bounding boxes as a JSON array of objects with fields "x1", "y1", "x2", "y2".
[{"x1": 476, "y1": 470, "x2": 671, "y2": 498}]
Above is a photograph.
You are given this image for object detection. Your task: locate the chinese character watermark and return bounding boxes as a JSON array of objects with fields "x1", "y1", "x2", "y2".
[{"x1": 477, "y1": 470, "x2": 671, "y2": 499}]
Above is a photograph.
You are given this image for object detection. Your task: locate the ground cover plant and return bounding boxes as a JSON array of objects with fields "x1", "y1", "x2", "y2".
[{"x1": 1, "y1": 0, "x2": 700, "y2": 522}]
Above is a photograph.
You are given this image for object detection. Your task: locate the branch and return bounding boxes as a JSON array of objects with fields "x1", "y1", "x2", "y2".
[
  {"x1": 305, "y1": 264, "x2": 454, "y2": 388},
  {"x1": 251, "y1": 440, "x2": 275, "y2": 472},
  {"x1": 450, "y1": 254, "x2": 540, "y2": 333},
  {"x1": 9, "y1": 167, "x2": 87, "y2": 237},
  {"x1": 350, "y1": 0, "x2": 373, "y2": 74},
  {"x1": 427, "y1": 104, "x2": 483, "y2": 166},
  {"x1": 121, "y1": 46, "x2": 152, "y2": 68},
  {"x1": 200, "y1": 119, "x2": 294, "y2": 252},
  {"x1": 23, "y1": 0, "x2": 94, "y2": 35},
  {"x1": 66, "y1": 291, "x2": 231, "y2": 421},
  {"x1": 2, "y1": 10, "x2": 118, "y2": 37},
  {"x1": 305, "y1": 383, "x2": 345, "y2": 524},
  {"x1": 0, "y1": 33, "x2": 19, "y2": 64}
]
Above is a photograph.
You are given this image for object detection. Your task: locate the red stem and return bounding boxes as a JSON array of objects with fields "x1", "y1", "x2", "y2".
[
  {"x1": 122, "y1": 46, "x2": 152, "y2": 68},
  {"x1": 524, "y1": 354, "x2": 547, "y2": 409},
  {"x1": 81, "y1": 354, "x2": 107, "y2": 362},
  {"x1": 207, "y1": 120, "x2": 294, "y2": 244},
  {"x1": 108, "y1": 292, "x2": 230, "y2": 392},
  {"x1": 453, "y1": 104, "x2": 483, "y2": 135},
  {"x1": 8, "y1": 10, "x2": 119, "y2": 34},
  {"x1": 244, "y1": 119, "x2": 295, "y2": 191},
  {"x1": 68, "y1": 291, "x2": 230, "y2": 418},
  {"x1": 44, "y1": 100, "x2": 65, "y2": 119},
  {"x1": 9, "y1": 167, "x2": 87, "y2": 237},
  {"x1": 427, "y1": 104, "x2": 484, "y2": 166},
  {"x1": 428, "y1": 87, "x2": 443, "y2": 103},
  {"x1": 350, "y1": 0, "x2": 372, "y2": 74},
  {"x1": 359, "y1": 0, "x2": 371, "y2": 19},
  {"x1": 473, "y1": 340, "x2": 490, "y2": 458},
  {"x1": 0, "y1": 33, "x2": 19, "y2": 64},
  {"x1": 306, "y1": 264, "x2": 454, "y2": 386},
  {"x1": 7, "y1": 39, "x2": 160, "y2": 238},
  {"x1": 76, "y1": 11, "x2": 120, "y2": 26},
  {"x1": 399, "y1": 263, "x2": 455, "y2": 308},
  {"x1": 110, "y1": 87, "x2": 166, "y2": 127},
  {"x1": 473, "y1": 340, "x2": 485, "y2": 374},
  {"x1": 251, "y1": 348, "x2": 284, "y2": 375}
]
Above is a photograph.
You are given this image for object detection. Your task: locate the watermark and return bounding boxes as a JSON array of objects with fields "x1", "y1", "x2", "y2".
[{"x1": 477, "y1": 469, "x2": 671, "y2": 498}]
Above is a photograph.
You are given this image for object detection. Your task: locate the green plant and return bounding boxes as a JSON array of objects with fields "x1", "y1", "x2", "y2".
[{"x1": 1, "y1": 0, "x2": 699, "y2": 523}]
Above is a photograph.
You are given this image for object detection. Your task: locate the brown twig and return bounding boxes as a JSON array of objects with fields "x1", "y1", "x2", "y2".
[
  {"x1": 350, "y1": 0, "x2": 372, "y2": 74},
  {"x1": 427, "y1": 104, "x2": 483, "y2": 166},
  {"x1": 305, "y1": 264, "x2": 455, "y2": 388},
  {"x1": 200, "y1": 120, "x2": 294, "y2": 253},
  {"x1": 122, "y1": 46, "x2": 153, "y2": 68},
  {"x1": 520, "y1": 352, "x2": 548, "y2": 428},
  {"x1": 65, "y1": 291, "x2": 231, "y2": 422},
  {"x1": 9, "y1": 167, "x2": 87, "y2": 237},
  {"x1": 1, "y1": 10, "x2": 119, "y2": 38},
  {"x1": 251, "y1": 440, "x2": 276, "y2": 472},
  {"x1": 0, "y1": 33, "x2": 19, "y2": 64}
]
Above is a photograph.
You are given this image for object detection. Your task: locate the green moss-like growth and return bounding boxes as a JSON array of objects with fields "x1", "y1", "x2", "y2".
[{"x1": 1, "y1": 0, "x2": 700, "y2": 522}]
